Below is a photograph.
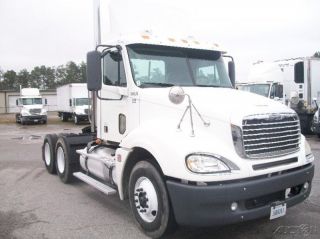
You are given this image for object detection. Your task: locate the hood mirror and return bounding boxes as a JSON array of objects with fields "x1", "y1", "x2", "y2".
[
  {"x1": 169, "y1": 86, "x2": 210, "y2": 137},
  {"x1": 168, "y1": 86, "x2": 185, "y2": 104}
]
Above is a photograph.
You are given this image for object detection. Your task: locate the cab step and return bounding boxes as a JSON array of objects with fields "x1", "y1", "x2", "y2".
[{"x1": 73, "y1": 172, "x2": 117, "y2": 195}]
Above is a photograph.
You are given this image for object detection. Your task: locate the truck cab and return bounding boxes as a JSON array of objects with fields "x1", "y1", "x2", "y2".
[
  {"x1": 16, "y1": 88, "x2": 47, "y2": 124},
  {"x1": 42, "y1": 33, "x2": 314, "y2": 239},
  {"x1": 71, "y1": 97, "x2": 89, "y2": 124},
  {"x1": 237, "y1": 82, "x2": 284, "y2": 103}
]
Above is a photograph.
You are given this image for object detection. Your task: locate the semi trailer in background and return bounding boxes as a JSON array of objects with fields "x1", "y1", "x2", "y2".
[
  {"x1": 238, "y1": 57, "x2": 320, "y2": 133},
  {"x1": 56, "y1": 83, "x2": 89, "y2": 124},
  {"x1": 41, "y1": 0, "x2": 314, "y2": 238},
  {"x1": 15, "y1": 88, "x2": 47, "y2": 124}
]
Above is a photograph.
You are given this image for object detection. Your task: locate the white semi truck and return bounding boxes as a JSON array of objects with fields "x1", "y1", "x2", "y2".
[
  {"x1": 238, "y1": 58, "x2": 320, "y2": 133},
  {"x1": 41, "y1": 1, "x2": 315, "y2": 238},
  {"x1": 56, "y1": 83, "x2": 89, "y2": 124},
  {"x1": 16, "y1": 88, "x2": 47, "y2": 125}
]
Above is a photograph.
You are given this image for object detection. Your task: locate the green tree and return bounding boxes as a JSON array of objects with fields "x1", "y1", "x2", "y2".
[
  {"x1": 0, "y1": 70, "x2": 18, "y2": 90},
  {"x1": 65, "y1": 61, "x2": 81, "y2": 84},
  {"x1": 17, "y1": 69, "x2": 31, "y2": 88},
  {"x1": 30, "y1": 66, "x2": 44, "y2": 89},
  {"x1": 0, "y1": 61, "x2": 88, "y2": 90},
  {"x1": 314, "y1": 52, "x2": 320, "y2": 58},
  {"x1": 30, "y1": 66, "x2": 55, "y2": 89},
  {"x1": 45, "y1": 67, "x2": 56, "y2": 89},
  {"x1": 79, "y1": 62, "x2": 87, "y2": 83},
  {"x1": 0, "y1": 68, "x2": 3, "y2": 82},
  {"x1": 55, "y1": 65, "x2": 67, "y2": 86}
]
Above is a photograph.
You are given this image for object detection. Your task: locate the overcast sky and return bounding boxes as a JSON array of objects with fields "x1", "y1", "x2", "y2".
[{"x1": 0, "y1": 0, "x2": 319, "y2": 81}]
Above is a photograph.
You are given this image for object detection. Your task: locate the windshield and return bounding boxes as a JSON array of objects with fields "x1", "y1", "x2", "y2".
[
  {"x1": 75, "y1": 98, "x2": 89, "y2": 106},
  {"x1": 21, "y1": 98, "x2": 42, "y2": 105},
  {"x1": 127, "y1": 44, "x2": 232, "y2": 88},
  {"x1": 237, "y1": 84, "x2": 270, "y2": 97}
]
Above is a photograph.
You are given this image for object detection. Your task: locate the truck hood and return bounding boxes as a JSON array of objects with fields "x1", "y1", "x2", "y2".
[
  {"x1": 139, "y1": 87, "x2": 294, "y2": 126},
  {"x1": 74, "y1": 105, "x2": 89, "y2": 114}
]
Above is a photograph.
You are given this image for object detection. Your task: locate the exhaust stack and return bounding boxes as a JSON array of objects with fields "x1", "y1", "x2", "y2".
[{"x1": 90, "y1": 0, "x2": 103, "y2": 134}]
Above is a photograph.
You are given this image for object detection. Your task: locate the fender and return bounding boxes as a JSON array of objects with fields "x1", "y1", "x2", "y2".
[{"x1": 115, "y1": 120, "x2": 253, "y2": 200}]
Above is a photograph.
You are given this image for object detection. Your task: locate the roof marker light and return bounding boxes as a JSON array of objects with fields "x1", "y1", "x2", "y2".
[
  {"x1": 181, "y1": 39, "x2": 188, "y2": 44},
  {"x1": 168, "y1": 38, "x2": 176, "y2": 42},
  {"x1": 142, "y1": 35, "x2": 150, "y2": 39}
]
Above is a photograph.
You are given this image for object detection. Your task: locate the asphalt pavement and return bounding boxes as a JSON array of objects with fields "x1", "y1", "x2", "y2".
[{"x1": 0, "y1": 121, "x2": 319, "y2": 239}]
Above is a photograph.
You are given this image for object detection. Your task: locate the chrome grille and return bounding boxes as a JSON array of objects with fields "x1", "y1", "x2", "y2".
[
  {"x1": 242, "y1": 113, "x2": 300, "y2": 158},
  {"x1": 30, "y1": 108, "x2": 41, "y2": 115}
]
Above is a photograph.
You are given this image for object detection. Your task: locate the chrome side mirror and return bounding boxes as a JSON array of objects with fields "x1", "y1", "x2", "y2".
[{"x1": 168, "y1": 86, "x2": 185, "y2": 104}]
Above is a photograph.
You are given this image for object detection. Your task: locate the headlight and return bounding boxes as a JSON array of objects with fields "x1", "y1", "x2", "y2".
[
  {"x1": 41, "y1": 108, "x2": 47, "y2": 115},
  {"x1": 75, "y1": 109, "x2": 85, "y2": 115},
  {"x1": 21, "y1": 109, "x2": 30, "y2": 116},
  {"x1": 231, "y1": 125, "x2": 245, "y2": 157},
  {"x1": 305, "y1": 140, "x2": 314, "y2": 163},
  {"x1": 186, "y1": 154, "x2": 238, "y2": 174}
]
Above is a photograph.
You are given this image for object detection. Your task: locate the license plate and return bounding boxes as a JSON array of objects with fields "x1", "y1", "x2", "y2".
[
  {"x1": 270, "y1": 203, "x2": 286, "y2": 220},
  {"x1": 34, "y1": 120, "x2": 38, "y2": 122}
]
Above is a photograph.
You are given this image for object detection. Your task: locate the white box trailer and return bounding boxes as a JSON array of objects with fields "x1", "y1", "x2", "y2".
[{"x1": 56, "y1": 83, "x2": 89, "y2": 124}]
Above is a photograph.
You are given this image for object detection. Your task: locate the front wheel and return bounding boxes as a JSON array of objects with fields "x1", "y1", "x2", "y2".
[
  {"x1": 74, "y1": 115, "x2": 79, "y2": 124},
  {"x1": 15, "y1": 114, "x2": 20, "y2": 123},
  {"x1": 129, "y1": 161, "x2": 176, "y2": 238},
  {"x1": 21, "y1": 117, "x2": 26, "y2": 125},
  {"x1": 61, "y1": 113, "x2": 68, "y2": 122}
]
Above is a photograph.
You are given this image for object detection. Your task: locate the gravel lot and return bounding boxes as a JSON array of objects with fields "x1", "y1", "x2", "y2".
[{"x1": 0, "y1": 118, "x2": 319, "y2": 239}]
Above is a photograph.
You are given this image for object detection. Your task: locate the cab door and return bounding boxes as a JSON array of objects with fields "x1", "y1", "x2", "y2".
[{"x1": 97, "y1": 49, "x2": 136, "y2": 143}]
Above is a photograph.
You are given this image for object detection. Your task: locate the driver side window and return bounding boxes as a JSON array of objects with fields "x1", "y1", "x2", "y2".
[{"x1": 103, "y1": 52, "x2": 127, "y2": 87}]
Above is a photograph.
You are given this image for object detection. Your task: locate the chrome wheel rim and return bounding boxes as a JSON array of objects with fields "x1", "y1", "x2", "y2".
[
  {"x1": 56, "y1": 146, "x2": 65, "y2": 174},
  {"x1": 134, "y1": 177, "x2": 158, "y2": 223},
  {"x1": 44, "y1": 142, "x2": 51, "y2": 166}
]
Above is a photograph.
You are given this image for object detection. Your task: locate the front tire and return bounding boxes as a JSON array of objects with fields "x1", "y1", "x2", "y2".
[
  {"x1": 55, "y1": 137, "x2": 77, "y2": 183},
  {"x1": 61, "y1": 113, "x2": 68, "y2": 122},
  {"x1": 15, "y1": 114, "x2": 20, "y2": 123},
  {"x1": 42, "y1": 134, "x2": 58, "y2": 174},
  {"x1": 129, "y1": 161, "x2": 176, "y2": 238},
  {"x1": 74, "y1": 115, "x2": 79, "y2": 124},
  {"x1": 21, "y1": 117, "x2": 25, "y2": 125}
]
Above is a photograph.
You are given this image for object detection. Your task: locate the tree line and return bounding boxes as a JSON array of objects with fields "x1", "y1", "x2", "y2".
[
  {"x1": 1, "y1": 52, "x2": 318, "y2": 91},
  {"x1": 0, "y1": 61, "x2": 86, "y2": 91}
]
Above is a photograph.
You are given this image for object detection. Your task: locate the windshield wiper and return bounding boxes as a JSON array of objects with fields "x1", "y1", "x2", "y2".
[
  {"x1": 139, "y1": 82, "x2": 175, "y2": 88},
  {"x1": 195, "y1": 84, "x2": 231, "y2": 88}
]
